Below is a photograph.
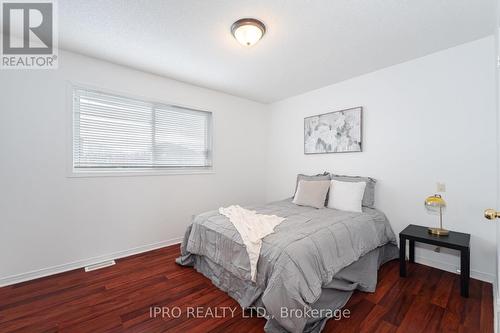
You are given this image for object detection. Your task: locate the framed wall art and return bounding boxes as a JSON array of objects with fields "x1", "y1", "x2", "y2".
[{"x1": 304, "y1": 106, "x2": 362, "y2": 154}]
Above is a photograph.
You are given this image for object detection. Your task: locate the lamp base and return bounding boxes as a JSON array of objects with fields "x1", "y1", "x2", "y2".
[{"x1": 428, "y1": 227, "x2": 449, "y2": 236}]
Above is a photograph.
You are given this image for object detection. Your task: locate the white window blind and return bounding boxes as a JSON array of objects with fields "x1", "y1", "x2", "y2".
[{"x1": 73, "y1": 88, "x2": 212, "y2": 171}]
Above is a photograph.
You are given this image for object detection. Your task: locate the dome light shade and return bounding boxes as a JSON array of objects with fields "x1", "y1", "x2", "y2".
[{"x1": 231, "y1": 18, "x2": 266, "y2": 47}]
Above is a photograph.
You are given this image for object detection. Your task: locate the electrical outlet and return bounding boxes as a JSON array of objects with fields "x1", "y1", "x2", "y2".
[{"x1": 436, "y1": 182, "x2": 446, "y2": 192}]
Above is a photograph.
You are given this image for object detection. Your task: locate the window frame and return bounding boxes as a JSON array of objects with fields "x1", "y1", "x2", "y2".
[{"x1": 66, "y1": 83, "x2": 215, "y2": 178}]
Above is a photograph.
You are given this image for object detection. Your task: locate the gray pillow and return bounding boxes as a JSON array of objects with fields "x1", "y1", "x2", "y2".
[
  {"x1": 330, "y1": 174, "x2": 376, "y2": 208},
  {"x1": 292, "y1": 180, "x2": 331, "y2": 209}
]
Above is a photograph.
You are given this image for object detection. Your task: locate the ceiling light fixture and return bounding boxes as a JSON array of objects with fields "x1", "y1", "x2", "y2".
[{"x1": 231, "y1": 18, "x2": 266, "y2": 47}]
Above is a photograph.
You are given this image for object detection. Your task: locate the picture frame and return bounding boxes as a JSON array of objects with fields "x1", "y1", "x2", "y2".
[{"x1": 304, "y1": 106, "x2": 362, "y2": 154}]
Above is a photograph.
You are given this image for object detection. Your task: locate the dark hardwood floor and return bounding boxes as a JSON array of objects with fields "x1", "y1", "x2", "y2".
[{"x1": 0, "y1": 244, "x2": 493, "y2": 333}]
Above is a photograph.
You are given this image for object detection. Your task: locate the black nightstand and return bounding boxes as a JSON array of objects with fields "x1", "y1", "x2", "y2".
[{"x1": 399, "y1": 224, "x2": 471, "y2": 297}]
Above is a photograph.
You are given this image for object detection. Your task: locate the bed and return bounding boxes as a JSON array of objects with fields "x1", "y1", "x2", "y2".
[{"x1": 176, "y1": 199, "x2": 398, "y2": 333}]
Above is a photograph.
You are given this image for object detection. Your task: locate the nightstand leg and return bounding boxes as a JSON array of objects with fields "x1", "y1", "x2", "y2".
[
  {"x1": 399, "y1": 235, "x2": 406, "y2": 277},
  {"x1": 460, "y1": 247, "x2": 470, "y2": 297},
  {"x1": 409, "y1": 240, "x2": 415, "y2": 263}
]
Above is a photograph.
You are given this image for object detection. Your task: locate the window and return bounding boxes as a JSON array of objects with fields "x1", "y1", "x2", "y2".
[{"x1": 72, "y1": 87, "x2": 212, "y2": 174}]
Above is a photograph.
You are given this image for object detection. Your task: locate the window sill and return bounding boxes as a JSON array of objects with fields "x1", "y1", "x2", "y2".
[{"x1": 67, "y1": 168, "x2": 215, "y2": 178}]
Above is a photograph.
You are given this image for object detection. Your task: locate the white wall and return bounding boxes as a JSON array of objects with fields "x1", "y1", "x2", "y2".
[
  {"x1": 0, "y1": 50, "x2": 268, "y2": 285},
  {"x1": 1, "y1": 37, "x2": 496, "y2": 285},
  {"x1": 266, "y1": 37, "x2": 497, "y2": 281}
]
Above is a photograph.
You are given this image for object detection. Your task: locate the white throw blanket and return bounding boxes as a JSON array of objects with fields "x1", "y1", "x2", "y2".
[{"x1": 219, "y1": 205, "x2": 285, "y2": 282}]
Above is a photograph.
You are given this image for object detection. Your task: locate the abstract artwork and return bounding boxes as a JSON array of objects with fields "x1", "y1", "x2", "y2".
[{"x1": 304, "y1": 106, "x2": 362, "y2": 154}]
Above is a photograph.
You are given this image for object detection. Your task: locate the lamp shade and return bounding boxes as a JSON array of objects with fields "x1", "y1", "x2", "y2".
[{"x1": 424, "y1": 194, "x2": 446, "y2": 214}]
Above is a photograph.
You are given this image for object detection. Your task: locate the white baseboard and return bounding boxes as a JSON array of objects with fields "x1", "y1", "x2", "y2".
[
  {"x1": 0, "y1": 237, "x2": 183, "y2": 287},
  {"x1": 414, "y1": 255, "x2": 495, "y2": 283}
]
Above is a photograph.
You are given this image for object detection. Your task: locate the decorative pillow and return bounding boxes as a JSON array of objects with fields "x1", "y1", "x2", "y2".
[
  {"x1": 327, "y1": 179, "x2": 367, "y2": 213},
  {"x1": 330, "y1": 174, "x2": 376, "y2": 208},
  {"x1": 294, "y1": 172, "x2": 330, "y2": 194},
  {"x1": 294, "y1": 172, "x2": 331, "y2": 206},
  {"x1": 292, "y1": 180, "x2": 331, "y2": 209}
]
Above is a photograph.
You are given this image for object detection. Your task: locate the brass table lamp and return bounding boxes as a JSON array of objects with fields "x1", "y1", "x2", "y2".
[{"x1": 425, "y1": 194, "x2": 449, "y2": 236}]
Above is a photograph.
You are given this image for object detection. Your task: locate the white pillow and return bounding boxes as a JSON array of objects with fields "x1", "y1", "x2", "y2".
[{"x1": 327, "y1": 179, "x2": 367, "y2": 212}]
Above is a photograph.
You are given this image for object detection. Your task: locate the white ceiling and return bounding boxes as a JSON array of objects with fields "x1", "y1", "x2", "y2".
[{"x1": 59, "y1": 0, "x2": 496, "y2": 103}]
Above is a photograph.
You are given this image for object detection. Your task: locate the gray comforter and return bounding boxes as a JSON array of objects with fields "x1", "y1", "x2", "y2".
[{"x1": 177, "y1": 199, "x2": 397, "y2": 332}]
